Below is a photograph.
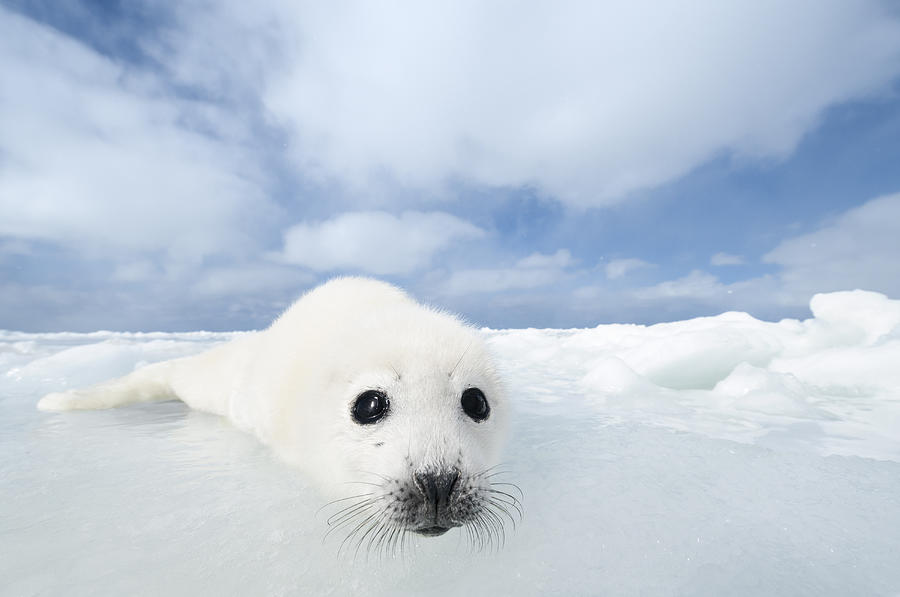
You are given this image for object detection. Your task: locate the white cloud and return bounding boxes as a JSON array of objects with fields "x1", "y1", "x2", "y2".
[
  {"x1": 278, "y1": 211, "x2": 484, "y2": 275},
  {"x1": 606, "y1": 258, "x2": 653, "y2": 280},
  {"x1": 441, "y1": 268, "x2": 563, "y2": 296},
  {"x1": 0, "y1": 8, "x2": 273, "y2": 264},
  {"x1": 0, "y1": 239, "x2": 33, "y2": 259},
  {"x1": 516, "y1": 249, "x2": 574, "y2": 269},
  {"x1": 711, "y1": 253, "x2": 746, "y2": 266},
  {"x1": 441, "y1": 249, "x2": 573, "y2": 295},
  {"x1": 763, "y1": 192, "x2": 900, "y2": 302},
  {"x1": 627, "y1": 193, "x2": 900, "y2": 316},
  {"x1": 190, "y1": 264, "x2": 315, "y2": 297},
  {"x1": 634, "y1": 270, "x2": 726, "y2": 301},
  {"x1": 3, "y1": 4, "x2": 900, "y2": 331},
  {"x1": 4, "y1": 3, "x2": 899, "y2": 258},
  {"x1": 112, "y1": 261, "x2": 160, "y2": 283},
  {"x1": 205, "y1": 0, "x2": 900, "y2": 205}
]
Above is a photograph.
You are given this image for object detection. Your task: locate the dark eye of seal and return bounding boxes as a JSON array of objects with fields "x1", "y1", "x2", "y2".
[
  {"x1": 461, "y1": 387, "x2": 490, "y2": 422},
  {"x1": 352, "y1": 390, "x2": 389, "y2": 424}
]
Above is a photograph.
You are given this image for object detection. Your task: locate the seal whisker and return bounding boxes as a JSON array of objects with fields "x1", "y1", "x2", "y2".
[
  {"x1": 389, "y1": 363, "x2": 401, "y2": 381},
  {"x1": 316, "y1": 492, "x2": 375, "y2": 516},
  {"x1": 465, "y1": 522, "x2": 479, "y2": 554},
  {"x1": 470, "y1": 513, "x2": 490, "y2": 552},
  {"x1": 485, "y1": 492, "x2": 524, "y2": 519},
  {"x1": 465, "y1": 521, "x2": 479, "y2": 551},
  {"x1": 489, "y1": 481, "x2": 525, "y2": 500},
  {"x1": 480, "y1": 513, "x2": 496, "y2": 553},
  {"x1": 350, "y1": 470, "x2": 393, "y2": 483},
  {"x1": 398, "y1": 526, "x2": 410, "y2": 558},
  {"x1": 371, "y1": 522, "x2": 391, "y2": 559},
  {"x1": 358, "y1": 469, "x2": 391, "y2": 481},
  {"x1": 449, "y1": 340, "x2": 473, "y2": 378},
  {"x1": 326, "y1": 497, "x2": 384, "y2": 527},
  {"x1": 486, "y1": 497, "x2": 519, "y2": 530},
  {"x1": 481, "y1": 471, "x2": 515, "y2": 481},
  {"x1": 492, "y1": 498, "x2": 523, "y2": 518},
  {"x1": 326, "y1": 505, "x2": 371, "y2": 530},
  {"x1": 473, "y1": 463, "x2": 513, "y2": 477},
  {"x1": 324, "y1": 505, "x2": 377, "y2": 542},
  {"x1": 389, "y1": 524, "x2": 404, "y2": 558},
  {"x1": 462, "y1": 523, "x2": 474, "y2": 553},
  {"x1": 324, "y1": 510, "x2": 370, "y2": 544},
  {"x1": 389, "y1": 525, "x2": 402, "y2": 558},
  {"x1": 354, "y1": 510, "x2": 391, "y2": 561},
  {"x1": 396, "y1": 526, "x2": 408, "y2": 557},
  {"x1": 338, "y1": 509, "x2": 383, "y2": 558},
  {"x1": 484, "y1": 502, "x2": 509, "y2": 548},
  {"x1": 485, "y1": 488, "x2": 524, "y2": 513},
  {"x1": 392, "y1": 525, "x2": 403, "y2": 558},
  {"x1": 327, "y1": 499, "x2": 381, "y2": 533},
  {"x1": 380, "y1": 522, "x2": 403, "y2": 559},
  {"x1": 478, "y1": 505, "x2": 502, "y2": 551},
  {"x1": 481, "y1": 471, "x2": 521, "y2": 485},
  {"x1": 325, "y1": 500, "x2": 375, "y2": 526},
  {"x1": 372, "y1": 517, "x2": 397, "y2": 559},
  {"x1": 469, "y1": 518, "x2": 486, "y2": 552},
  {"x1": 330, "y1": 498, "x2": 388, "y2": 529},
  {"x1": 488, "y1": 498, "x2": 523, "y2": 527},
  {"x1": 341, "y1": 481, "x2": 384, "y2": 488}
]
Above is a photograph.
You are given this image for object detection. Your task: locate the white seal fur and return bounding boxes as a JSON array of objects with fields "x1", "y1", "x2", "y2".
[{"x1": 38, "y1": 277, "x2": 520, "y2": 548}]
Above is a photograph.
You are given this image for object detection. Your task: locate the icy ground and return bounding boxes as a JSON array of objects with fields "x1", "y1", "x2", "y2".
[{"x1": 2, "y1": 290, "x2": 900, "y2": 596}]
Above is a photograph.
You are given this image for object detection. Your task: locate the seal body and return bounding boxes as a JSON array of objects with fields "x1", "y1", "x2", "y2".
[{"x1": 39, "y1": 278, "x2": 516, "y2": 544}]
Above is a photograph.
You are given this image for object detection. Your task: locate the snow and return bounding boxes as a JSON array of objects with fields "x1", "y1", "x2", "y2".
[{"x1": 2, "y1": 290, "x2": 900, "y2": 595}]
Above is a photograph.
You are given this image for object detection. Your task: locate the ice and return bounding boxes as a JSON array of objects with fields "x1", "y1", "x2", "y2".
[
  {"x1": 490, "y1": 290, "x2": 900, "y2": 461},
  {"x1": 2, "y1": 291, "x2": 900, "y2": 595}
]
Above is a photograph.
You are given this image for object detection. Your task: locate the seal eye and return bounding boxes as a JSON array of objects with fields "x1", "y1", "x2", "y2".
[
  {"x1": 352, "y1": 390, "x2": 389, "y2": 425},
  {"x1": 461, "y1": 387, "x2": 490, "y2": 422}
]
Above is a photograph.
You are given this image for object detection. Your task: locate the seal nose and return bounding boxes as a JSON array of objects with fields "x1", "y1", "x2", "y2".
[{"x1": 415, "y1": 469, "x2": 460, "y2": 507}]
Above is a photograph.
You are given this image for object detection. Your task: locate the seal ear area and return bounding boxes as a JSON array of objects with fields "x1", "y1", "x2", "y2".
[
  {"x1": 460, "y1": 387, "x2": 490, "y2": 422},
  {"x1": 351, "y1": 389, "x2": 390, "y2": 425}
]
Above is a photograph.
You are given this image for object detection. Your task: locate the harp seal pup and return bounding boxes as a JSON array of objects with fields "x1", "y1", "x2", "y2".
[{"x1": 38, "y1": 277, "x2": 519, "y2": 545}]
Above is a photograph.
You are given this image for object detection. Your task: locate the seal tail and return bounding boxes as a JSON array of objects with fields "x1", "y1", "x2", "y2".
[{"x1": 37, "y1": 360, "x2": 179, "y2": 411}]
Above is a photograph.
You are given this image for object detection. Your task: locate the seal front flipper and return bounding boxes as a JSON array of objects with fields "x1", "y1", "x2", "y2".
[{"x1": 37, "y1": 359, "x2": 179, "y2": 411}]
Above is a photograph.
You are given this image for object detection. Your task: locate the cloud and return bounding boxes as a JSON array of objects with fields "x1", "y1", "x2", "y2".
[
  {"x1": 246, "y1": 0, "x2": 900, "y2": 205},
  {"x1": 440, "y1": 268, "x2": 562, "y2": 296},
  {"x1": 112, "y1": 260, "x2": 160, "y2": 283},
  {"x1": 189, "y1": 264, "x2": 315, "y2": 298},
  {"x1": 277, "y1": 211, "x2": 484, "y2": 275},
  {"x1": 0, "y1": 7, "x2": 275, "y2": 265},
  {"x1": 0, "y1": 239, "x2": 33, "y2": 259},
  {"x1": 516, "y1": 249, "x2": 574, "y2": 269},
  {"x1": 440, "y1": 249, "x2": 573, "y2": 295},
  {"x1": 606, "y1": 258, "x2": 653, "y2": 280},
  {"x1": 3, "y1": 4, "x2": 900, "y2": 332},
  {"x1": 763, "y1": 192, "x2": 900, "y2": 302},
  {"x1": 624, "y1": 193, "x2": 900, "y2": 318},
  {"x1": 710, "y1": 253, "x2": 746, "y2": 266},
  {"x1": 634, "y1": 270, "x2": 726, "y2": 301}
]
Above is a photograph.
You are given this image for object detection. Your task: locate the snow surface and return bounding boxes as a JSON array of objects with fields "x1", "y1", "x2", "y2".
[{"x1": 2, "y1": 290, "x2": 900, "y2": 596}]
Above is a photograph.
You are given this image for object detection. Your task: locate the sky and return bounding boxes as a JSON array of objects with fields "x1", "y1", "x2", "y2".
[{"x1": 2, "y1": 0, "x2": 900, "y2": 332}]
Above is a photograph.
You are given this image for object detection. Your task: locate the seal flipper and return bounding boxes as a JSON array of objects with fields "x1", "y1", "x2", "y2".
[{"x1": 37, "y1": 360, "x2": 178, "y2": 411}]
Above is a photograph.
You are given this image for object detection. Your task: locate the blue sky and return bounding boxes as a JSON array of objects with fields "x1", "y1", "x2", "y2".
[{"x1": 2, "y1": 1, "x2": 900, "y2": 331}]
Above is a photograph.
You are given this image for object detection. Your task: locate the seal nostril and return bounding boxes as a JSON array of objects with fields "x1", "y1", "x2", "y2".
[
  {"x1": 415, "y1": 472, "x2": 436, "y2": 505},
  {"x1": 415, "y1": 469, "x2": 461, "y2": 507},
  {"x1": 446, "y1": 469, "x2": 460, "y2": 497}
]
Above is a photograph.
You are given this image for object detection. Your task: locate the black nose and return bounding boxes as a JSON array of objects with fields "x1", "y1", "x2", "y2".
[{"x1": 415, "y1": 469, "x2": 460, "y2": 507}]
